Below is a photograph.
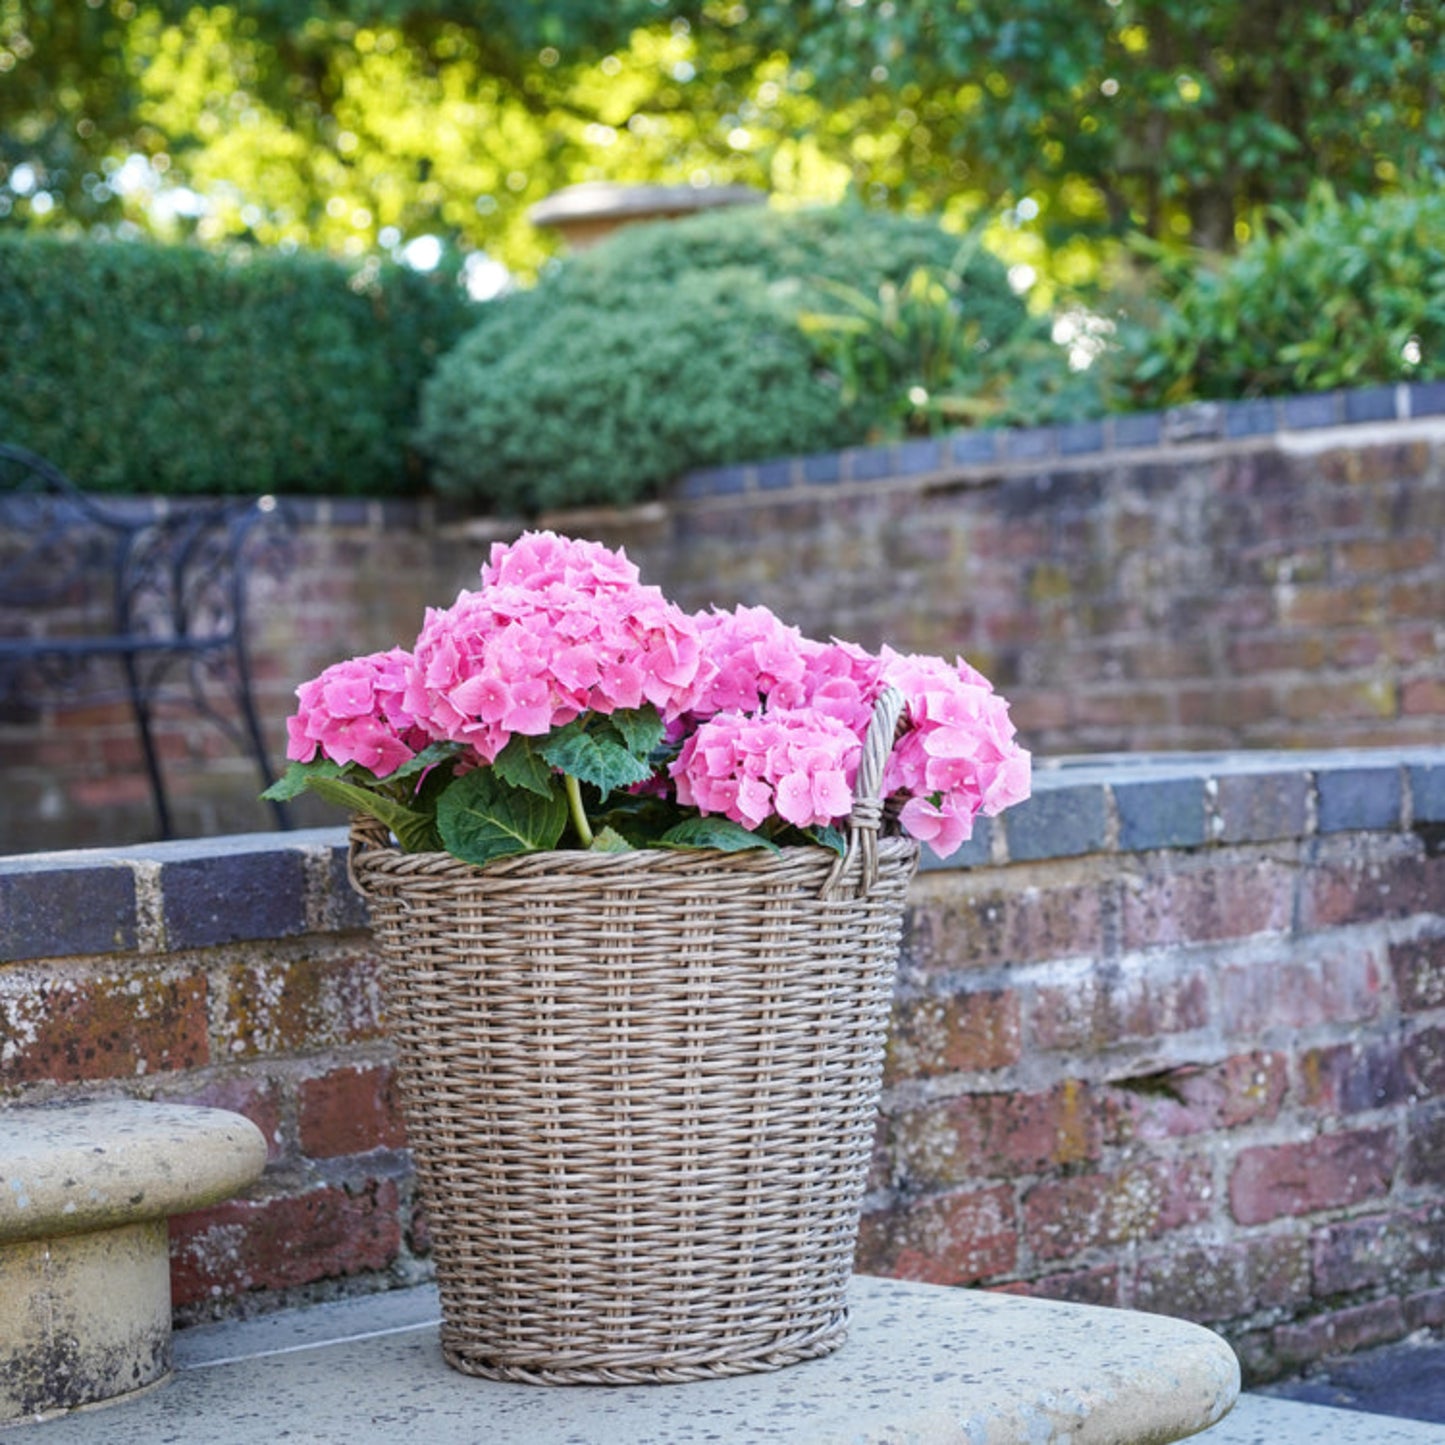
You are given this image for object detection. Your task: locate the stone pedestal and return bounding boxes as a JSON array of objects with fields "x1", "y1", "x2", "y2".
[{"x1": 0, "y1": 1100, "x2": 267, "y2": 1423}]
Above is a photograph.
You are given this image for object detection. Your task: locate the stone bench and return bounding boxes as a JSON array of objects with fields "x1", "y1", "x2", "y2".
[{"x1": 0, "y1": 1099, "x2": 267, "y2": 1424}]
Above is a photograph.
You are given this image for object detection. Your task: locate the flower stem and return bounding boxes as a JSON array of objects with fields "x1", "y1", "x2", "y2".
[{"x1": 564, "y1": 773, "x2": 594, "y2": 848}]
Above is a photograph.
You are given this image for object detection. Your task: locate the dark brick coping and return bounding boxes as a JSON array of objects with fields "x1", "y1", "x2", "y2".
[
  {"x1": 673, "y1": 381, "x2": 1445, "y2": 502},
  {"x1": 3, "y1": 750, "x2": 1443, "y2": 965},
  {"x1": 83, "y1": 383, "x2": 1442, "y2": 525}
]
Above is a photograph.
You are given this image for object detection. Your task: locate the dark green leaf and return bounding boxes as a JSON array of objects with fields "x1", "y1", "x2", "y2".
[
  {"x1": 540, "y1": 727, "x2": 653, "y2": 797},
  {"x1": 383, "y1": 740, "x2": 464, "y2": 784},
  {"x1": 610, "y1": 704, "x2": 666, "y2": 757},
  {"x1": 658, "y1": 817, "x2": 779, "y2": 853},
  {"x1": 808, "y1": 823, "x2": 848, "y2": 857},
  {"x1": 492, "y1": 733, "x2": 556, "y2": 796},
  {"x1": 260, "y1": 757, "x2": 346, "y2": 802},
  {"x1": 589, "y1": 825, "x2": 634, "y2": 853},
  {"x1": 436, "y1": 770, "x2": 567, "y2": 865},
  {"x1": 303, "y1": 774, "x2": 434, "y2": 850}
]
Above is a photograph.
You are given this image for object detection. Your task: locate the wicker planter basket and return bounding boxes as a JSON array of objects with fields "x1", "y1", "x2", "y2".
[{"x1": 347, "y1": 690, "x2": 920, "y2": 1384}]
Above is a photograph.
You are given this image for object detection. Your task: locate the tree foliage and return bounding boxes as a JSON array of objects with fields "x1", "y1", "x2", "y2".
[
  {"x1": 747, "y1": 0, "x2": 1445, "y2": 250},
  {"x1": 4, "y1": 1, "x2": 1440, "y2": 280}
]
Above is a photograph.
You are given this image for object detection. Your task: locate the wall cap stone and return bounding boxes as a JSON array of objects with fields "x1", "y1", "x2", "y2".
[{"x1": 5, "y1": 748, "x2": 1444, "y2": 963}]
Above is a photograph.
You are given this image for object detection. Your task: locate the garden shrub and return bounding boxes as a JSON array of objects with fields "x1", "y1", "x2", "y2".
[
  {"x1": 0, "y1": 235, "x2": 476, "y2": 496},
  {"x1": 1108, "y1": 186, "x2": 1445, "y2": 409},
  {"x1": 416, "y1": 204, "x2": 1061, "y2": 514}
]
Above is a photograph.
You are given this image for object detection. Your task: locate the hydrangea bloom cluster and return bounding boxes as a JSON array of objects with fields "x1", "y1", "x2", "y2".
[
  {"x1": 286, "y1": 647, "x2": 428, "y2": 776},
  {"x1": 402, "y1": 533, "x2": 706, "y2": 762},
  {"x1": 879, "y1": 647, "x2": 1032, "y2": 856},
  {"x1": 276, "y1": 529, "x2": 1031, "y2": 861},
  {"x1": 671, "y1": 709, "x2": 861, "y2": 831}
]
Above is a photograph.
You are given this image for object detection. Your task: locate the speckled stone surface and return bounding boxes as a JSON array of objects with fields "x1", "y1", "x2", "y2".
[
  {"x1": 0, "y1": 1099, "x2": 267, "y2": 1242},
  {"x1": 0, "y1": 1100, "x2": 266, "y2": 1423},
  {"x1": 14, "y1": 1276, "x2": 1241, "y2": 1443}
]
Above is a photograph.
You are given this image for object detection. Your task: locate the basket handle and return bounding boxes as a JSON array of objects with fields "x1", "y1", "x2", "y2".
[
  {"x1": 821, "y1": 684, "x2": 905, "y2": 900},
  {"x1": 346, "y1": 811, "x2": 393, "y2": 896}
]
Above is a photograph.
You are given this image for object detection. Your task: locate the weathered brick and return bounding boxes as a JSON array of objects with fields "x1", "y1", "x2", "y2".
[
  {"x1": 1391, "y1": 933, "x2": 1445, "y2": 1013},
  {"x1": 0, "y1": 856, "x2": 137, "y2": 963},
  {"x1": 298, "y1": 1063, "x2": 407, "y2": 1158},
  {"x1": 1121, "y1": 856, "x2": 1294, "y2": 950},
  {"x1": 1023, "y1": 1156, "x2": 1213, "y2": 1261},
  {"x1": 0, "y1": 964, "x2": 209, "y2": 1086},
  {"x1": 1312, "y1": 1211, "x2": 1421, "y2": 1297},
  {"x1": 1271, "y1": 1297, "x2": 1407, "y2": 1372},
  {"x1": 1410, "y1": 764, "x2": 1445, "y2": 823},
  {"x1": 1135, "y1": 1243, "x2": 1247, "y2": 1323},
  {"x1": 1219, "y1": 944, "x2": 1386, "y2": 1035},
  {"x1": 1031, "y1": 955, "x2": 1211, "y2": 1051},
  {"x1": 169, "y1": 1178, "x2": 403, "y2": 1308},
  {"x1": 215, "y1": 947, "x2": 387, "y2": 1059},
  {"x1": 1012, "y1": 1265, "x2": 1121, "y2": 1308},
  {"x1": 885, "y1": 1082, "x2": 1101, "y2": 1192},
  {"x1": 1301, "y1": 836, "x2": 1445, "y2": 929},
  {"x1": 855, "y1": 1185, "x2": 1017, "y2": 1285},
  {"x1": 1404, "y1": 1023, "x2": 1445, "y2": 1097},
  {"x1": 159, "y1": 841, "x2": 309, "y2": 948},
  {"x1": 169, "y1": 1074, "x2": 286, "y2": 1161},
  {"x1": 1404, "y1": 1104, "x2": 1445, "y2": 1186},
  {"x1": 902, "y1": 877, "x2": 1106, "y2": 976},
  {"x1": 1213, "y1": 771, "x2": 1311, "y2": 845},
  {"x1": 1105, "y1": 1052, "x2": 1287, "y2": 1143},
  {"x1": 885, "y1": 988, "x2": 1021, "y2": 1080},
  {"x1": 1113, "y1": 777, "x2": 1208, "y2": 852},
  {"x1": 1004, "y1": 782, "x2": 1110, "y2": 862},
  {"x1": 1298, "y1": 1040, "x2": 1408, "y2": 1114},
  {"x1": 1316, "y1": 765, "x2": 1404, "y2": 833},
  {"x1": 1229, "y1": 1127, "x2": 1398, "y2": 1226},
  {"x1": 1405, "y1": 1287, "x2": 1445, "y2": 1331}
]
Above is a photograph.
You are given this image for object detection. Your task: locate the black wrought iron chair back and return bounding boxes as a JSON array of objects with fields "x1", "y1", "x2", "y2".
[{"x1": 0, "y1": 442, "x2": 291, "y2": 839}]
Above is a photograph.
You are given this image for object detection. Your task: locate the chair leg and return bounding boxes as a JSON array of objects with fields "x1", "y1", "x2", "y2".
[
  {"x1": 232, "y1": 640, "x2": 291, "y2": 832},
  {"x1": 122, "y1": 654, "x2": 173, "y2": 840}
]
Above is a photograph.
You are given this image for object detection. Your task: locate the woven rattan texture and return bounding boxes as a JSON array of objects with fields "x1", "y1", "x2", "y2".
[{"x1": 351, "y1": 832, "x2": 918, "y2": 1384}]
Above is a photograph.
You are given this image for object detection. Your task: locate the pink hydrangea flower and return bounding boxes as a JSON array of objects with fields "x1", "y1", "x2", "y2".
[
  {"x1": 691, "y1": 605, "x2": 812, "y2": 715},
  {"x1": 671, "y1": 708, "x2": 862, "y2": 831},
  {"x1": 879, "y1": 646, "x2": 1032, "y2": 856},
  {"x1": 286, "y1": 647, "x2": 429, "y2": 776},
  {"x1": 404, "y1": 531, "x2": 707, "y2": 761}
]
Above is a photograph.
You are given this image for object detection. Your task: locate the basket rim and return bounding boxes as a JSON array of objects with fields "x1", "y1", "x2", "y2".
[{"x1": 348, "y1": 816, "x2": 918, "y2": 883}]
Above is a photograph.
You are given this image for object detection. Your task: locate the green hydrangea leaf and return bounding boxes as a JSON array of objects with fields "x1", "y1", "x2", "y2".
[
  {"x1": 383, "y1": 741, "x2": 464, "y2": 784},
  {"x1": 610, "y1": 704, "x2": 666, "y2": 758},
  {"x1": 302, "y1": 774, "x2": 438, "y2": 851},
  {"x1": 589, "y1": 825, "x2": 634, "y2": 853},
  {"x1": 808, "y1": 823, "x2": 849, "y2": 857},
  {"x1": 260, "y1": 757, "x2": 347, "y2": 802},
  {"x1": 492, "y1": 733, "x2": 556, "y2": 796},
  {"x1": 540, "y1": 726, "x2": 653, "y2": 797},
  {"x1": 658, "y1": 817, "x2": 779, "y2": 853},
  {"x1": 436, "y1": 770, "x2": 567, "y2": 865}
]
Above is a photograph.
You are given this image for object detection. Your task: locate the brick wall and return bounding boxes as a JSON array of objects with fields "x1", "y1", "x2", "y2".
[
  {"x1": 3, "y1": 748, "x2": 1443, "y2": 1380},
  {"x1": 3, "y1": 382, "x2": 1444, "y2": 854}
]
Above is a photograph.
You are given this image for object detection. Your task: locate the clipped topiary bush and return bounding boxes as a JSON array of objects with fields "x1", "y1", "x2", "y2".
[
  {"x1": 0, "y1": 235, "x2": 477, "y2": 496},
  {"x1": 1108, "y1": 186, "x2": 1445, "y2": 410},
  {"x1": 415, "y1": 204, "x2": 1040, "y2": 514}
]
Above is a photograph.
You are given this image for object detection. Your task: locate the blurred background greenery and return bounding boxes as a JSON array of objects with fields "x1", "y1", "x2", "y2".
[{"x1": 2, "y1": 1, "x2": 1442, "y2": 509}]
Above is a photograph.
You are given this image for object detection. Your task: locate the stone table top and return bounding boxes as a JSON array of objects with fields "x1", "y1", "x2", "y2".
[
  {"x1": 18, "y1": 1274, "x2": 1240, "y2": 1443},
  {"x1": 0, "y1": 1099, "x2": 267, "y2": 1241}
]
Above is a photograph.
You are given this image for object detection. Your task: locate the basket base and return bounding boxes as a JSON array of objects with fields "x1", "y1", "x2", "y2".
[{"x1": 439, "y1": 1311, "x2": 850, "y2": 1385}]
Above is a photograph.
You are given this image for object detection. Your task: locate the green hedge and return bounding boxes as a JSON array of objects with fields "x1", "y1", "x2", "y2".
[
  {"x1": 1109, "y1": 187, "x2": 1445, "y2": 409},
  {"x1": 415, "y1": 204, "x2": 1054, "y2": 515},
  {"x1": 0, "y1": 236, "x2": 477, "y2": 495}
]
